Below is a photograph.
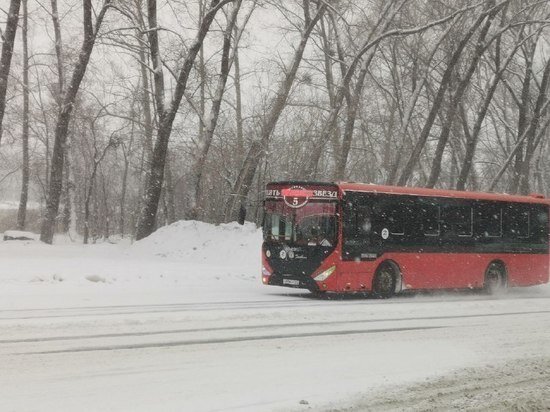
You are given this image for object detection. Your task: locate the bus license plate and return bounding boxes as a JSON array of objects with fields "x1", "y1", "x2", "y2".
[{"x1": 283, "y1": 279, "x2": 299, "y2": 286}]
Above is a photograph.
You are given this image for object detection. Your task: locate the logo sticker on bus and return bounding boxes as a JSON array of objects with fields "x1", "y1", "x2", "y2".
[
  {"x1": 282, "y1": 186, "x2": 314, "y2": 208},
  {"x1": 381, "y1": 228, "x2": 389, "y2": 239}
]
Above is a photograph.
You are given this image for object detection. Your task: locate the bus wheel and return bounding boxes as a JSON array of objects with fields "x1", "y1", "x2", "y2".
[
  {"x1": 483, "y1": 262, "x2": 507, "y2": 295},
  {"x1": 372, "y1": 262, "x2": 397, "y2": 299}
]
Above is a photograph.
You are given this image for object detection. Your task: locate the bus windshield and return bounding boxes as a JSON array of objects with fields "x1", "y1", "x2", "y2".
[{"x1": 263, "y1": 200, "x2": 337, "y2": 247}]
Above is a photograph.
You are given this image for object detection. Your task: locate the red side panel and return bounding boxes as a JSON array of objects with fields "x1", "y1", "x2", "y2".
[{"x1": 333, "y1": 252, "x2": 549, "y2": 292}]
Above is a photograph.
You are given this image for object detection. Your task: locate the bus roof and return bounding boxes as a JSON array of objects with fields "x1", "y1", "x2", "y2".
[
  {"x1": 267, "y1": 180, "x2": 550, "y2": 205},
  {"x1": 338, "y1": 182, "x2": 549, "y2": 205},
  {"x1": 265, "y1": 181, "x2": 549, "y2": 205}
]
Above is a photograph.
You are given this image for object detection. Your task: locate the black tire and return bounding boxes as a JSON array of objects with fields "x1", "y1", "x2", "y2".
[
  {"x1": 372, "y1": 262, "x2": 397, "y2": 299},
  {"x1": 483, "y1": 262, "x2": 507, "y2": 295}
]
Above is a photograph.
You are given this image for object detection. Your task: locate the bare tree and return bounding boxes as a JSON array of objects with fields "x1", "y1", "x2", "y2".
[
  {"x1": 517, "y1": 57, "x2": 550, "y2": 194},
  {"x1": 83, "y1": 117, "x2": 119, "y2": 244},
  {"x1": 135, "y1": 0, "x2": 233, "y2": 240},
  {"x1": 307, "y1": 0, "x2": 478, "y2": 180},
  {"x1": 425, "y1": 2, "x2": 503, "y2": 188},
  {"x1": 455, "y1": 29, "x2": 531, "y2": 190},
  {"x1": 397, "y1": 1, "x2": 506, "y2": 186},
  {"x1": 190, "y1": 0, "x2": 250, "y2": 219},
  {"x1": 40, "y1": 0, "x2": 112, "y2": 244},
  {"x1": 0, "y1": 0, "x2": 21, "y2": 143},
  {"x1": 223, "y1": 0, "x2": 326, "y2": 223},
  {"x1": 16, "y1": 0, "x2": 29, "y2": 230},
  {"x1": 50, "y1": 0, "x2": 64, "y2": 101}
]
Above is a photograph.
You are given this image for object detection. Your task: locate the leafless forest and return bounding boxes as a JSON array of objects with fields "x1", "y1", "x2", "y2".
[{"x1": 0, "y1": 0, "x2": 549, "y2": 242}]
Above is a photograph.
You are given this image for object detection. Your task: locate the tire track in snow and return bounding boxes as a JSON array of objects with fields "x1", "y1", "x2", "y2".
[
  {"x1": 1, "y1": 295, "x2": 548, "y2": 321},
  {"x1": 17, "y1": 326, "x2": 445, "y2": 355},
  {"x1": 1, "y1": 309, "x2": 549, "y2": 345}
]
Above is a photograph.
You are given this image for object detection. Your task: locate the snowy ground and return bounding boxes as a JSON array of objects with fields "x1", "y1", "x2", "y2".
[{"x1": 0, "y1": 221, "x2": 549, "y2": 411}]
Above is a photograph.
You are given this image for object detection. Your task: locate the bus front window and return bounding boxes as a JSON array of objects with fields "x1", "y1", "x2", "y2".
[
  {"x1": 295, "y1": 214, "x2": 336, "y2": 246},
  {"x1": 263, "y1": 201, "x2": 337, "y2": 247}
]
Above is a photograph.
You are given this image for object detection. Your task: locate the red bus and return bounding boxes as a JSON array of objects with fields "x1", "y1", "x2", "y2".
[{"x1": 261, "y1": 181, "x2": 549, "y2": 297}]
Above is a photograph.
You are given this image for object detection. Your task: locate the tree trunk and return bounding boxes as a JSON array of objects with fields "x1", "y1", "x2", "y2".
[
  {"x1": 397, "y1": 4, "x2": 500, "y2": 186},
  {"x1": 223, "y1": 2, "x2": 326, "y2": 223},
  {"x1": 83, "y1": 169, "x2": 96, "y2": 245},
  {"x1": 488, "y1": 100, "x2": 550, "y2": 191},
  {"x1": 426, "y1": 8, "x2": 498, "y2": 188},
  {"x1": 50, "y1": 0, "x2": 73, "y2": 235},
  {"x1": 307, "y1": 1, "x2": 476, "y2": 180},
  {"x1": 164, "y1": 155, "x2": 176, "y2": 224},
  {"x1": 0, "y1": 0, "x2": 21, "y2": 143},
  {"x1": 333, "y1": 52, "x2": 376, "y2": 180},
  {"x1": 334, "y1": 0, "x2": 414, "y2": 181},
  {"x1": 136, "y1": 0, "x2": 232, "y2": 240},
  {"x1": 386, "y1": 25, "x2": 454, "y2": 185},
  {"x1": 319, "y1": 13, "x2": 347, "y2": 173},
  {"x1": 50, "y1": 0, "x2": 64, "y2": 102},
  {"x1": 508, "y1": 39, "x2": 537, "y2": 193},
  {"x1": 40, "y1": 0, "x2": 111, "y2": 244},
  {"x1": 456, "y1": 32, "x2": 524, "y2": 190},
  {"x1": 518, "y1": 58, "x2": 550, "y2": 194},
  {"x1": 120, "y1": 116, "x2": 135, "y2": 237},
  {"x1": 306, "y1": 0, "x2": 399, "y2": 178},
  {"x1": 83, "y1": 138, "x2": 113, "y2": 244},
  {"x1": 191, "y1": 0, "x2": 241, "y2": 219},
  {"x1": 234, "y1": 35, "x2": 244, "y2": 163},
  {"x1": 66, "y1": 141, "x2": 78, "y2": 239},
  {"x1": 134, "y1": 1, "x2": 154, "y2": 166},
  {"x1": 198, "y1": 0, "x2": 206, "y2": 145},
  {"x1": 17, "y1": 0, "x2": 29, "y2": 230},
  {"x1": 120, "y1": 150, "x2": 130, "y2": 236}
]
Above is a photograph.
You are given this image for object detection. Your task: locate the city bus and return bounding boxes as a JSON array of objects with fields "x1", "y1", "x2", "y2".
[{"x1": 261, "y1": 181, "x2": 549, "y2": 297}]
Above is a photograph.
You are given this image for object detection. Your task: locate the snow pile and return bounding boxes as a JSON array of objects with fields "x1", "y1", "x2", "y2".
[
  {"x1": 0, "y1": 220, "x2": 264, "y2": 308},
  {"x1": 128, "y1": 220, "x2": 262, "y2": 265},
  {"x1": 3, "y1": 230, "x2": 39, "y2": 241}
]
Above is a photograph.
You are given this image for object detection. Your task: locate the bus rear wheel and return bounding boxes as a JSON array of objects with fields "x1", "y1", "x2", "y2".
[
  {"x1": 372, "y1": 262, "x2": 397, "y2": 299},
  {"x1": 483, "y1": 262, "x2": 507, "y2": 295}
]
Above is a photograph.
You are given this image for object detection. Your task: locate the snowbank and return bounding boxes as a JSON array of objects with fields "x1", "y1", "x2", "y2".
[
  {"x1": 3, "y1": 230, "x2": 39, "y2": 241},
  {"x1": 0, "y1": 220, "x2": 265, "y2": 309},
  {"x1": 128, "y1": 220, "x2": 262, "y2": 265}
]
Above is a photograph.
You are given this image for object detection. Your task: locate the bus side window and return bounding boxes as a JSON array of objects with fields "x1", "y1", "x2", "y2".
[
  {"x1": 356, "y1": 205, "x2": 372, "y2": 234},
  {"x1": 442, "y1": 206, "x2": 473, "y2": 237},
  {"x1": 385, "y1": 204, "x2": 405, "y2": 235},
  {"x1": 532, "y1": 208, "x2": 549, "y2": 243},
  {"x1": 420, "y1": 204, "x2": 440, "y2": 236},
  {"x1": 506, "y1": 206, "x2": 529, "y2": 238},
  {"x1": 343, "y1": 202, "x2": 371, "y2": 245},
  {"x1": 476, "y1": 204, "x2": 502, "y2": 238}
]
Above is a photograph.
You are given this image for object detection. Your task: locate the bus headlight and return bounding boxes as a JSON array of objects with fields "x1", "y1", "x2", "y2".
[
  {"x1": 262, "y1": 266, "x2": 271, "y2": 277},
  {"x1": 314, "y1": 266, "x2": 336, "y2": 281}
]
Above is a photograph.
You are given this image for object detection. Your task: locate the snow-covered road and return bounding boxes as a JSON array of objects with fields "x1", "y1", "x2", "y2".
[
  {"x1": 1, "y1": 222, "x2": 549, "y2": 411},
  {"x1": 1, "y1": 291, "x2": 550, "y2": 411}
]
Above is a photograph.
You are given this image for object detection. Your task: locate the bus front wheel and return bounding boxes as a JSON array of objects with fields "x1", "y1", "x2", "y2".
[
  {"x1": 483, "y1": 262, "x2": 507, "y2": 295},
  {"x1": 372, "y1": 262, "x2": 398, "y2": 299}
]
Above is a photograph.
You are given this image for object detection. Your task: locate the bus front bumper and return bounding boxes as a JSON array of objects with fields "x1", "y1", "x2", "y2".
[{"x1": 264, "y1": 273, "x2": 319, "y2": 291}]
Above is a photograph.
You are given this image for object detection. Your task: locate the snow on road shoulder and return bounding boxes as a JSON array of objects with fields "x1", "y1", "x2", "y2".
[
  {"x1": 0, "y1": 221, "x2": 265, "y2": 309},
  {"x1": 329, "y1": 356, "x2": 550, "y2": 412},
  {"x1": 126, "y1": 220, "x2": 261, "y2": 266}
]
